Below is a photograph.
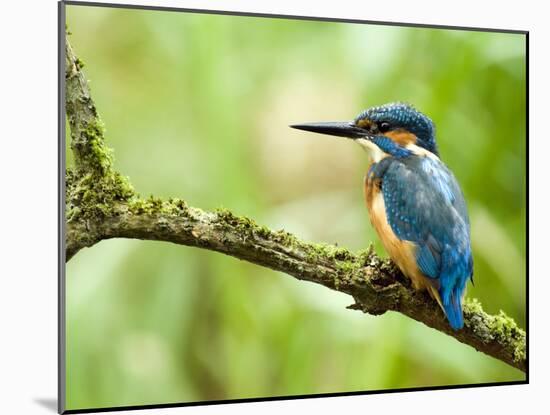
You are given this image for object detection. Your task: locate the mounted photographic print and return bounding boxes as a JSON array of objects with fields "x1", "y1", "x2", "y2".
[{"x1": 59, "y1": 1, "x2": 528, "y2": 413}]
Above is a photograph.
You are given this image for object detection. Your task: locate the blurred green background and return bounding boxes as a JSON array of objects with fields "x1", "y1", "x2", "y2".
[{"x1": 65, "y1": 4, "x2": 527, "y2": 411}]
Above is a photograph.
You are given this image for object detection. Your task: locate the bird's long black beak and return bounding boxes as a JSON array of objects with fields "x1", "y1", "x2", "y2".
[{"x1": 290, "y1": 121, "x2": 367, "y2": 139}]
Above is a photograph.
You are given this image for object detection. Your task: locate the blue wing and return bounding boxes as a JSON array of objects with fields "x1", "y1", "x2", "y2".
[{"x1": 380, "y1": 156, "x2": 473, "y2": 329}]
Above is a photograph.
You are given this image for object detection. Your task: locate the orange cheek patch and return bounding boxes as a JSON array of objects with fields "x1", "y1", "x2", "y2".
[{"x1": 384, "y1": 129, "x2": 417, "y2": 146}]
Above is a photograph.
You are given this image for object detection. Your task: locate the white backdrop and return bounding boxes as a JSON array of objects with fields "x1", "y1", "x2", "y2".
[{"x1": 0, "y1": 0, "x2": 544, "y2": 414}]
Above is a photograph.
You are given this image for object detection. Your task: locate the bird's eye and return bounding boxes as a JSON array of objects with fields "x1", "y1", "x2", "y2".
[{"x1": 378, "y1": 122, "x2": 391, "y2": 133}]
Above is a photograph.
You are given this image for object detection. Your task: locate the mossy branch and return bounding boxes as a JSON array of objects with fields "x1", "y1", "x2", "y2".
[{"x1": 64, "y1": 36, "x2": 526, "y2": 374}]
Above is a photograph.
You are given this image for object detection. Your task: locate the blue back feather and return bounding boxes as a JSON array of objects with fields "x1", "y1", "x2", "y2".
[{"x1": 377, "y1": 155, "x2": 472, "y2": 330}]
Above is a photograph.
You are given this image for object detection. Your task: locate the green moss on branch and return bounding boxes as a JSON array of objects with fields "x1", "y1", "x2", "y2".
[
  {"x1": 65, "y1": 37, "x2": 113, "y2": 176},
  {"x1": 463, "y1": 299, "x2": 526, "y2": 364}
]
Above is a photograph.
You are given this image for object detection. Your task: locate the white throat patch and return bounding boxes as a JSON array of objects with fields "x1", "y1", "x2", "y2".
[{"x1": 356, "y1": 138, "x2": 387, "y2": 162}]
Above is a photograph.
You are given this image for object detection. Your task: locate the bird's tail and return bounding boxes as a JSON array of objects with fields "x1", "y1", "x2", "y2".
[
  {"x1": 426, "y1": 278, "x2": 465, "y2": 330},
  {"x1": 442, "y1": 284, "x2": 465, "y2": 330}
]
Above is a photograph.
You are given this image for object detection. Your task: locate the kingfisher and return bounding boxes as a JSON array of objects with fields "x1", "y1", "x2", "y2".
[{"x1": 291, "y1": 103, "x2": 473, "y2": 330}]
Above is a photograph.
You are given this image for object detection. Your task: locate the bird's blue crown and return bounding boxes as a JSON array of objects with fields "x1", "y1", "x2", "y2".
[{"x1": 355, "y1": 103, "x2": 438, "y2": 156}]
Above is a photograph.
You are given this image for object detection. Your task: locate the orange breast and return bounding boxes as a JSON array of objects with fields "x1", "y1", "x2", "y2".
[{"x1": 364, "y1": 171, "x2": 442, "y2": 306}]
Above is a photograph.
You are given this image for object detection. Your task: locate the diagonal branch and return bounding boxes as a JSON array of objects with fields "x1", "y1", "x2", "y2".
[
  {"x1": 65, "y1": 39, "x2": 113, "y2": 175},
  {"x1": 64, "y1": 35, "x2": 526, "y2": 374}
]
